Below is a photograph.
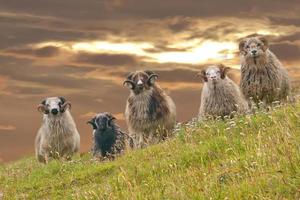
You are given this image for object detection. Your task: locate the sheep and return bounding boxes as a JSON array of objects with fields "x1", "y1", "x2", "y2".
[
  {"x1": 35, "y1": 97, "x2": 80, "y2": 163},
  {"x1": 239, "y1": 36, "x2": 291, "y2": 108},
  {"x1": 87, "y1": 112, "x2": 133, "y2": 160},
  {"x1": 198, "y1": 64, "x2": 249, "y2": 119},
  {"x1": 123, "y1": 70, "x2": 176, "y2": 148}
]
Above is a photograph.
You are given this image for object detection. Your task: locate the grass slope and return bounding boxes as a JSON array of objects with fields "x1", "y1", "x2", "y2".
[{"x1": 0, "y1": 102, "x2": 300, "y2": 199}]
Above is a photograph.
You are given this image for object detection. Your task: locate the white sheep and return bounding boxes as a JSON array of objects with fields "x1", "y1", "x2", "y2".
[
  {"x1": 35, "y1": 97, "x2": 80, "y2": 163},
  {"x1": 198, "y1": 64, "x2": 249, "y2": 119}
]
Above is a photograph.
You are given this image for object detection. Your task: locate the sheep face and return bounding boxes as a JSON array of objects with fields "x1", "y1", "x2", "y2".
[
  {"x1": 123, "y1": 70, "x2": 158, "y2": 94},
  {"x1": 239, "y1": 37, "x2": 268, "y2": 59},
  {"x1": 87, "y1": 112, "x2": 116, "y2": 132},
  {"x1": 37, "y1": 97, "x2": 71, "y2": 116},
  {"x1": 198, "y1": 64, "x2": 230, "y2": 84}
]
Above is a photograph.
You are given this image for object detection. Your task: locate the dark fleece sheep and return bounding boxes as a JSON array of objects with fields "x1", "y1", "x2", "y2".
[
  {"x1": 123, "y1": 70, "x2": 176, "y2": 148},
  {"x1": 239, "y1": 36, "x2": 291, "y2": 107},
  {"x1": 87, "y1": 112, "x2": 133, "y2": 160},
  {"x1": 198, "y1": 64, "x2": 249, "y2": 119}
]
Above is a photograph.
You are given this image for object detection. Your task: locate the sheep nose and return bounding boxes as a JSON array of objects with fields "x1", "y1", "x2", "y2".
[
  {"x1": 137, "y1": 80, "x2": 143, "y2": 86},
  {"x1": 51, "y1": 109, "x2": 59, "y2": 115},
  {"x1": 251, "y1": 50, "x2": 257, "y2": 54}
]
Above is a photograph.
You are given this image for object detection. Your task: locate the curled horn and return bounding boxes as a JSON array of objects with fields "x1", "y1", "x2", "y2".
[
  {"x1": 145, "y1": 70, "x2": 158, "y2": 85},
  {"x1": 106, "y1": 112, "x2": 116, "y2": 127},
  {"x1": 87, "y1": 117, "x2": 97, "y2": 130},
  {"x1": 37, "y1": 100, "x2": 49, "y2": 114},
  {"x1": 196, "y1": 69, "x2": 208, "y2": 82},
  {"x1": 106, "y1": 112, "x2": 116, "y2": 121},
  {"x1": 61, "y1": 101, "x2": 71, "y2": 113},
  {"x1": 218, "y1": 64, "x2": 231, "y2": 79},
  {"x1": 123, "y1": 72, "x2": 135, "y2": 89}
]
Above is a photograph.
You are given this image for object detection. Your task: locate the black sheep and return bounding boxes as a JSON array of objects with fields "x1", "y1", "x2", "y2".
[{"x1": 87, "y1": 112, "x2": 133, "y2": 160}]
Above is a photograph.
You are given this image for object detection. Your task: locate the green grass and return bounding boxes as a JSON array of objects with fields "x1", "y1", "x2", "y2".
[{"x1": 1, "y1": 102, "x2": 300, "y2": 199}]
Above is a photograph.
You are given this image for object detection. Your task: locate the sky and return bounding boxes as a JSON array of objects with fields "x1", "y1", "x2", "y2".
[{"x1": 0, "y1": 0, "x2": 299, "y2": 162}]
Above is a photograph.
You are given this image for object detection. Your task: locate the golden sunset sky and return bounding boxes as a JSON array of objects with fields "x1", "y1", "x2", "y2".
[{"x1": 0, "y1": 0, "x2": 299, "y2": 162}]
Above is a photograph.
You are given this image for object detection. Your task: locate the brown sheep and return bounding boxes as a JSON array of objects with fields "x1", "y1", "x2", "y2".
[
  {"x1": 123, "y1": 70, "x2": 176, "y2": 148},
  {"x1": 198, "y1": 64, "x2": 249, "y2": 119},
  {"x1": 239, "y1": 36, "x2": 291, "y2": 108}
]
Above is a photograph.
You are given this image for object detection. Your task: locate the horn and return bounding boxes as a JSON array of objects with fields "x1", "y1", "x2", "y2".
[
  {"x1": 37, "y1": 104, "x2": 49, "y2": 114},
  {"x1": 61, "y1": 101, "x2": 71, "y2": 113},
  {"x1": 87, "y1": 117, "x2": 97, "y2": 130},
  {"x1": 148, "y1": 73, "x2": 158, "y2": 85},
  {"x1": 123, "y1": 80, "x2": 135, "y2": 89},
  {"x1": 218, "y1": 64, "x2": 231, "y2": 79},
  {"x1": 196, "y1": 69, "x2": 208, "y2": 82}
]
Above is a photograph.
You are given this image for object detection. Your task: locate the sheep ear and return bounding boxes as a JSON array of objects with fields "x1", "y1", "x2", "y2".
[
  {"x1": 258, "y1": 36, "x2": 269, "y2": 50},
  {"x1": 197, "y1": 69, "x2": 208, "y2": 82},
  {"x1": 239, "y1": 39, "x2": 247, "y2": 54},
  {"x1": 123, "y1": 80, "x2": 134, "y2": 89},
  {"x1": 219, "y1": 64, "x2": 231, "y2": 79},
  {"x1": 87, "y1": 118, "x2": 97, "y2": 130}
]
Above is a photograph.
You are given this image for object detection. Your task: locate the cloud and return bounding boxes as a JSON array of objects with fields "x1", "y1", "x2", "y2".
[
  {"x1": 0, "y1": 125, "x2": 16, "y2": 131},
  {"x1": 273, "y1": 32, "x2": 300, "y2": 43},
  {"x1": 269, "y1": 16, "x2": 300, "y2": 27},
  {"x1": 270, "y1": 42, "x2": 300, "y2": 61},
  {"x1": 2, "y1": 45, "x2": 60, "y2": 58},
  {"x1": 74, "y1": 52, "x2": 139, "y2": 66}
]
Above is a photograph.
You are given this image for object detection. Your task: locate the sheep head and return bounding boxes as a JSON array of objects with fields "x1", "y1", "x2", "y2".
[
  {"x1": 87, "y1": 112, "x2": 116, "y2": 131},
  {"x1": 37, "y1": 97, "x2": 71, "y2": 115},
  {"x1": 239, "y1": 36, "x2": 269, "y2": 59},
  {"x1": 197, "y1": 64, "x2": 231, "y2": 83},
  {"x1": 123, "y1": 70, "x2": 158, "y2": 94}
]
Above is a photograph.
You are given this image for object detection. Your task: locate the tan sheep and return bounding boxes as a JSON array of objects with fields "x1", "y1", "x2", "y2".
[
  {"x1": 239, "y1": 36, "x2": 291, "y2": 107},
  {"x1": 123, "y1": 70, "x2": 176, "y2": 148},
  {"x1": 198, "y1": 64, "x2": 249, "y2": 119}
]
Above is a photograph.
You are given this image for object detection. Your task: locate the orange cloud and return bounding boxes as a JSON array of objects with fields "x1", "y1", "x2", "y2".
[{"x1": 0, "y1": 125, "x2": 16, "y2": 131}]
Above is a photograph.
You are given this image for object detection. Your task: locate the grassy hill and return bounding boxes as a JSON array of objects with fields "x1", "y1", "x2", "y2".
[{"x1": 0, "y1": 102, "x2": 300, "y2": 199}]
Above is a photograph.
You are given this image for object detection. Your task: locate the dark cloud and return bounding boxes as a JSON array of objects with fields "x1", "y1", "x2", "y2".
[
  {"x1": 168, "y1": 17, "x2": 195, "y2": 33},
  {"x1": 74, "y1": 52, "x2": 139, "y2": 66},
  {"x1": 270, "y1": 42, "x2": 300, "y2": 61},
  {"x1": 273, "y1": 32, "x2": 300, "y2": 43},
  {"x1": 188, "y1": 22, "x2": 237, "y2": 41},
  {"x1": 3, "y1": 45, "x2": 60, "y2": 58},
  {"x1": 155, "y1": 68, "x2": 199, "y2": 83},
  {"x1": 269, "y1": 16, "x2": 300, "y2": 27}
]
